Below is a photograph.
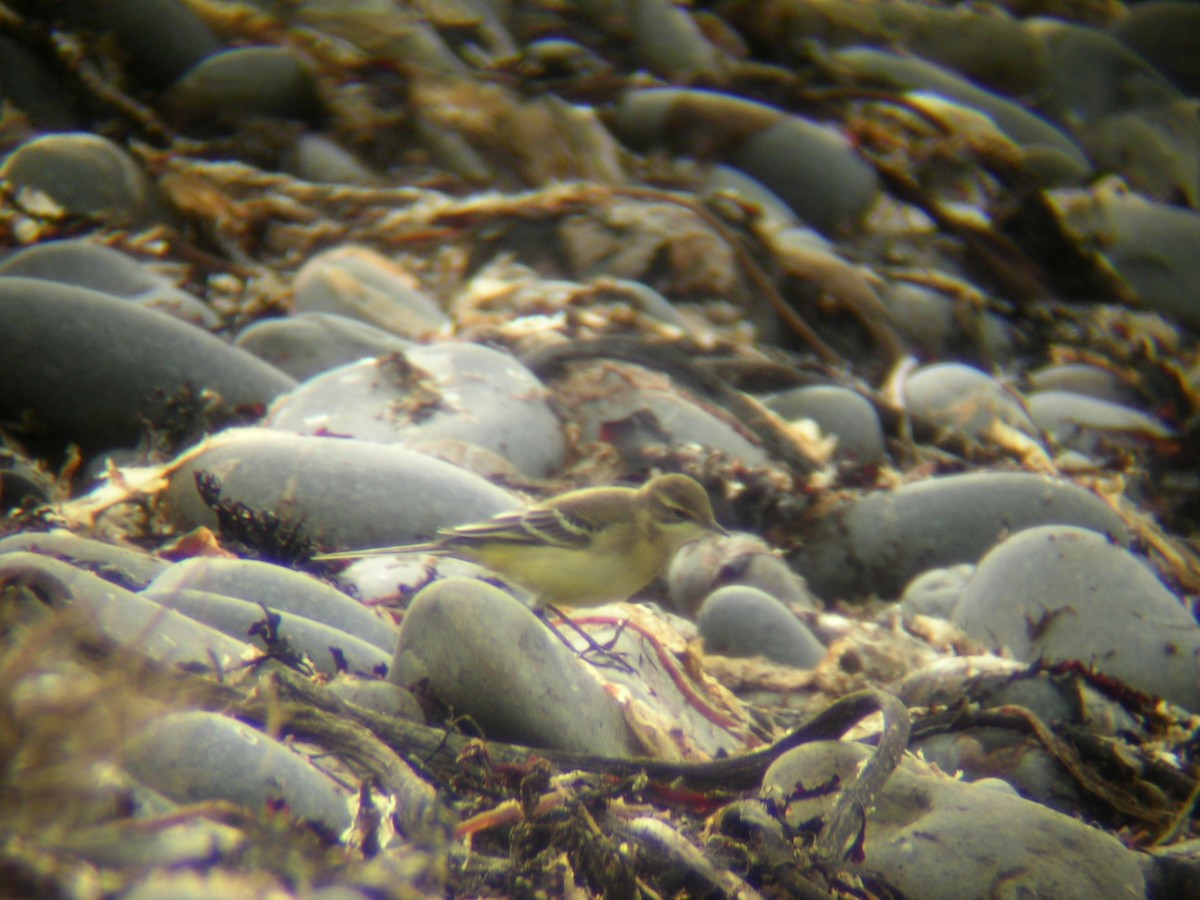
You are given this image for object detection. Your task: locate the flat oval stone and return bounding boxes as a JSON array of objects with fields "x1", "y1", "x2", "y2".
[
  {"x1": 234, "y1": 313, "x2": 415, "y2": 381},
  {"x1": 0, "y1": 133, "x2": 165, "y2": 227},
  {"x1": 0, "y1": 531, "x2": 169, "y2": 589},
  {"x1": 1026, "y1": 362, "x2": 1139, "y2": 405},
  {"x1": 1046, "y1": 186, "x2": 1200, "y2": 331},
  {"x1": 668, "y1": 532, "x2": 816, "y2": 617},
  {"x1": 0, "y1": 552, "x2": 254, "y2": 672},
  {"x1": 697, "y1": 585, "x2": 825, "y2": 668},
  {"x1": 165, "y1": 46, "x2": 320, "y2": 130},
  {"x1": 391, "y1": 577, "x2": 640, "y2": 755},
  {"x1": 292, "y1": 245, "x2": 450, "y2": 339},
  {"x1": 953, "y1": 525, "x2": 1200, "y2": 711},
  {"x1": 123, "y1": 711, "x2": 353, "y2": 836},
  {"x1": 0, "y1": 278, "x2": 296, "y2": 453},
  {"x1": 762, "y1": 741, "x2": 1146, "y2": 899},
  {"x1": 833, "y1": 45, "x2": 1092, "y2": 179},
  {"x1": 1027, "y1": 390, "x2": 1175, "y2": 455},
  {"x1": 146, "y1": 557, "x2": 397, "y2": 653},
  {"x1": 903, "y1": 362, "x2": 1037, "y2": 443},
  {"x1": 551, "y1": 360, "x2": 768, "y2": 466},
  {"x1": 611, "y1": 88, "x2": 879, "y2": 233},
  {"x1": 161, "y1": 428, "x2": 519, "y2": 552},
  {"x1": 264, "y1": 344, "x2": 566, "y2": 478},
  {"x1": 59, "y1": 0, "x2": 223, "y2": 88},
  {"x1": 0, "y1": 239, "x2": 217, "y2": 326},
  {"x1": 898, "y1": 564, "x2": 974, "y2": 621},
  {"x1": 764, "y1": 385, "x2": 886, "y2": 464},
  {"x1": 140, "y1": 586, "x2": 392, "y2": 677},
  {"x1": 790, "y1": 471, "x2": 1128, "y2": 601}
]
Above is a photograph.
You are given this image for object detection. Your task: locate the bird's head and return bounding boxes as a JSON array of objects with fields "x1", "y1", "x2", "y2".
[{"x1": 641, "y1": 474, "x2": 727, "y2": 549}]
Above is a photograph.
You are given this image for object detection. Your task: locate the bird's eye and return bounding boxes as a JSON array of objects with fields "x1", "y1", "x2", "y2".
[{"x1": 663, "y1": 505, "x2": 689, "y2": 522}]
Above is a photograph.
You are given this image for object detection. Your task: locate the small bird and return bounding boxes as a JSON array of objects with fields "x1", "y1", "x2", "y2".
[{"x1": 314, "y1": 473, "x2": 727, "y2": 608}]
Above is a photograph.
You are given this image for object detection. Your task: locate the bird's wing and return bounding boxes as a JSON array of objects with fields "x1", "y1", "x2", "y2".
[{"x1": 441, "y1": 505, "x2": 597, "y2": 550}]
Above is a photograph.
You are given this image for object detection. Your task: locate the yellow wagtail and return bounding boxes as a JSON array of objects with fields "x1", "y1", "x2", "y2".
[{"x1": 314, "y1": 473, "x2": 727, "y2": 608}]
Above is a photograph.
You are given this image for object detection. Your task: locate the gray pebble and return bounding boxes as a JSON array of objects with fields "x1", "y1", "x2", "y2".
[
  {"x1": 0, "y1": 552, "x2": 253, "y2": 672},
  {"x1": 140, "y1": 586, "x2": 391, "y2": 677},
  {"x1": 162, "y1": 428, "x2": 519, "y2": 551},
  {"x1": 0, "y1": 239, "x2": 217, "y2": 327},
  {"x1": 764, "y1": 385, "x2": 886, "y2": 465},
  {"x1": 391, "y1": 577, "x2": 640, "y2": 755},
  {"x1": 0, "y1": 133, "x2": 165, "y2": 227},
  {"x1": 697, "y1": 586, "x2": 825, "y2": 669},
  {"x1": 234, "y1": 312, "x2": 416, "y2": 381},
  {"x1": 292, "y1": 245, "x2": 450, "y2": 339},
  {"x1": 0, "y1": 278, "x2": 296, "y2": 453},
  {"x1": 898, "y1": 564, "x2": 974, "y2": 621},
  {"x1": 668, "y1": 532, "x2": 816, "y2": 617},
  {"x1": 953, "y1": 524, "x2": 1200, "y2": 712},
  {"x1": 146, "y1": 556, "x2": 397, "y2": 653},
  {"x1": 791, "y1": 471, "x2": 1128, "y2": 601},
  {"x1": 123, "y1": 711, "x2": 353, "y2": 836},
  {"x1": 264, "y1": 343, "x2": 566, "y2": 478},
  {"x1": 762, "y1": 741, "x2": 1145, "y2": 899}
]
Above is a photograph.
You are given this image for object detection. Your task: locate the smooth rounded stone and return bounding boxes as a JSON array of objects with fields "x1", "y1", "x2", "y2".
[
  {"x1": 161, "y1": 428, "x2": 519, "y2": 552},
  {"x1": 53, "y1": 818, "x2": 245, "y2": 871},
  {"x1": 391, "y1": 578, "x2": 641, "y2": 755},
  {"x1": 1143, "y1": 839, "x2": 1200, "y2": 899},
  {"x1": 140, "y1": 586, "x2": 391, "y2": 677},
  {"x1": 610, "y1": 88, "x2": 879, "y2": 233},
  {"x1": 1046, "y1": 186, "x2": 1200, "y2": 332},
  {"x1": 56, "y1": 0, "x2": 222, "y2": 89},
  {"x1": 0, "y1": 34, "x2": 84, "y2": 129},
  {"x1": 0, "y1": 133, "x2": 165, "y2": 227},
  {"x1": 292, "y1": 246, "x2": 450, "y2": 340},
  {"x1": 897, "y1": 563, "x2": 973, "y2": 621},
  {"x1": 1113, "y1": 1, "x2": 1200, "y2": 96},
  {"x1": 701, "y1": 164, "x2": 800, "y2": 225},
  {"x1": 0, "y1": 278, "x2": 296, "y2": 453},
  {"x1": 0, "y1": 240, "x2": 217, "y2": 326},
  {"x1": 1027, "y1": 17, "x2": 1180, "y2": 125},
  {"x1": 123, "y1": 711, "x2": 353, "y2": 836},
  {"x1": 626, "y1": 0, "x2": 722, "y2": 78},
  {"x1": 791, "y1": 471, "x2": 1129, "y2": 602},
  {"x1": 591, "y1": 278, "x2": 691, "y2": 330},
  {"x1": 667, "y1": 532, "x2": 816, "y2": 617},
  {"x1": 909, "y1": 726, "x2": 1085, "y2": 814},
  {"x1": 552, "y1": 360, "x2": 768, "y2": 466},
  {"x1": 697, "y1": 586, "x2": 825, "y2": 669},
  {"x1": 264, "y1": 345, "x2": 566, "y2": 478},
  {"x1": 902, "y1": 362, "x2": 1037, "y2": 443},
  {"x1": 1079, "y1": 101, "x2": 1200, "y2": 209},
  {"x1": 877, "y1": 280, "x2": 1015, "y2": 364},
  {"x1": 762, "y1": 741, "x2": 1146, "y2": 899},
  {"x1": 1027, "y1": 362, "x2": 1139, "y2": 405},
  {"x1": 0, "y1": 552, "x2": 254, "y2": 671},
  {"x1": 146, "y1": 557, "x2": 397, "y2": 653},
  {"x1": 165, "y1": 46, "x2": 320, "y2": 130},
  {"x1": 282, "y1": 134, "x2": 378, "y2": 185},
  {"x1": 234, "y1": 312, "x2": 415, "y2": 381},
  {"x1": 1027, "y1": 390, "x2": 1175, "y2": 456},
  {"x1": 832, "y1": 45, "x2": 1092, "y2": 180},
  {"x1": 896, "y1": 656, "x2": 1139, "y2": 739},
  {"x1": 326, "y1": 675, "x2": 422, "y2": 721},
  {"x1": 728, "y1": 115, "x2": 880, "y2": 233},
  {"x1": 953, "y1": 525, "x2": 1200, "y2": 712},
  {"x1": 763, "y1": 385, "x2": 886, "y2": 465},
  {"x1": 0, "y1": 531, "x2": 169, "y2": 589}
]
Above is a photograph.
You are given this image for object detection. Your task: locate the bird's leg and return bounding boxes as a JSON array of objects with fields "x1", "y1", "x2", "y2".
[{"x1": 538, "y1": 604, "x2": 635, "y2": 675}]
